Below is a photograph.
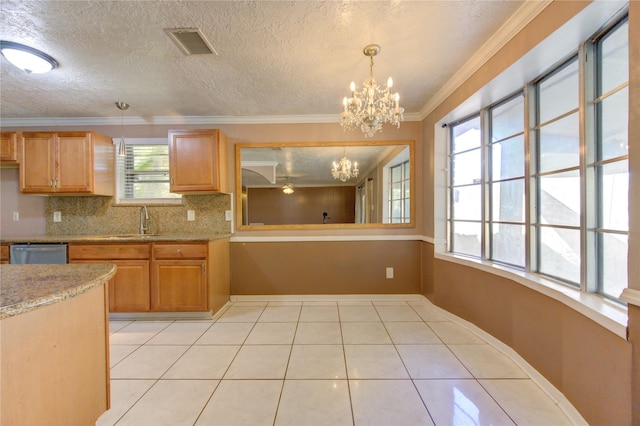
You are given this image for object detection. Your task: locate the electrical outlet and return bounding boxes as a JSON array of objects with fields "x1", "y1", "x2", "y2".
[
  {"x1": 53, "y1": 211, "x2": 62, "y2": 222},
  {"x1": 225, "y1": 210, "x2": 233, "y2": 221},
  {"x1": 187, "y1": 210, "x2": 195, "y2": 221},
  {"x1": 12, "y1": 212, "x2": 19, "y2": 221},
  {"x1": 386, "y1": 267, "x2": 394, "y2": 279}
]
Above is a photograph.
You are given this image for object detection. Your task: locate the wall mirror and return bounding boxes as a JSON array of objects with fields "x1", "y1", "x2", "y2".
[{"x1": 236, "y1": 140, "x2": 414, "y2": 230}]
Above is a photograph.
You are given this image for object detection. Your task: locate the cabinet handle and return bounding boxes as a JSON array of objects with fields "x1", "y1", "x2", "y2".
[
  {"x1": 170, "y1": 176, "x2": 174, "y2": 184},
  {"x1": 201, "y1": 262, "x2": 205, "y2": 273},
  {"x1": 176, "y1": 249, "x2": 181, "y2": 253}
]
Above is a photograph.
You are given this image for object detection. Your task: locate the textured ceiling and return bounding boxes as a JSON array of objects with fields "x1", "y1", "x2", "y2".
[
  {"x1": 241, "y1": 144, "x2": 407, "y2": 187},
  {"x1": 0, "y1": 0, "x2": 526, "y2": 122}
]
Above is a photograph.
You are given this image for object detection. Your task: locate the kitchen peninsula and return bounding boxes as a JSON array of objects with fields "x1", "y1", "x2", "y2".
[{"x1": 0, "y1": 263, "x2": 116, "y2": 425}]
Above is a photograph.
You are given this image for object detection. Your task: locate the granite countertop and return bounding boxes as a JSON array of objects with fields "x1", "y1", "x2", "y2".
[
  {"x1": 0, "y1": 264, "x2": 117, "y2": 319},
  {"x1": 1, "y1": 233, "x2": 232, "y2": 244}
]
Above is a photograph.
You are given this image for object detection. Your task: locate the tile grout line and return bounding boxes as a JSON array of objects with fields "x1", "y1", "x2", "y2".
[
  {"x1": 375, "y1": 301, "x2": 438, "y2": 426},
  {"x1": 338, "y1": 300, "x2": 357, "y2": 426},
  {"x1": 270, "y1": 303, "x2": 302, "y2": 426}
]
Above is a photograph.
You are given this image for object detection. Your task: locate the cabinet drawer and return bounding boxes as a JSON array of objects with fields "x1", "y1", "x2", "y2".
[
  {"x1": 69, "y1": 243, "x2": 149, "y2": 260},
  {"x1": 152, "y1": 243, "x2": 206, "y2": 259},
  {"x1": 1, "y1": 245, "x2": 9, "y2": 263}
]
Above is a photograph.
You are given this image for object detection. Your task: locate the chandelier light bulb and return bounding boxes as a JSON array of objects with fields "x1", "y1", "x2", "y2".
[{"x1": 340, "y1": 44, "x2": 404, "y2": 137}]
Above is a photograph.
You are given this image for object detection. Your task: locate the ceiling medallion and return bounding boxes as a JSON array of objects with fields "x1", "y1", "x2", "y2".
[{"x1": 340, "y1": 44, "x2": 404, "y2": 137}]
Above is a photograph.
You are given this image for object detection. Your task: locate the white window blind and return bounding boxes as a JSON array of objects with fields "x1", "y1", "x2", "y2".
[{"x1": 116, "y1": 144, "x2": 181, "y2": 202}]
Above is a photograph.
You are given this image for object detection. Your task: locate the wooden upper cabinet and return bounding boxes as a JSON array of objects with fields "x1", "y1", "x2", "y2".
[
  {"x1": 168, "y1": 129, "x2": 228, "y2": 193},
  {"x1": 0, "y1": 132, "x2": 19, "y2": 164},
  {"x1": 20, "y1": 131, "x2": 115, "y2": 195}
]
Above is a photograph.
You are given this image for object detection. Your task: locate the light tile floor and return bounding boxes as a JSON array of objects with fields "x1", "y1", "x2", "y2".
[{"x1": 97, "y1": 299, "x2": 576, "y2": 426}]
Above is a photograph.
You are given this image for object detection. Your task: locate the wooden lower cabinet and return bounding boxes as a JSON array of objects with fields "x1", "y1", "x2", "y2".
[
  {"x1": 152, "y1": 260, "x2": 207, "y2": 311},
  {"x1": 1, "y1": 245, "x2": 9, "y2": 264},
  {"x1": 69, "y1": 243, "x2": 151, "y2": 312},
  {"x1": 151, "y1": 242, "x2": 207, "y2": 311},
  {"x1": 69, "y1": 241, "x2": 211, "y2": 313},
  {"x1": 110, "y1": 260, "x2": 150, "y2": 311},
  {"x1": 72, "y1": 260, "x2": 150, "y2": 312}
]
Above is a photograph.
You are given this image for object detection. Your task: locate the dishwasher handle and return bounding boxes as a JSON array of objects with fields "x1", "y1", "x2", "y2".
[{"x1": 11, "y1": 246, "x2": 67, "y2": 252}]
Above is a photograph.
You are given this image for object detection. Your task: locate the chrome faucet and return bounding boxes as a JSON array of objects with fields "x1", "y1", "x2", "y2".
[{"x1": 139, "y1": 206, "x2": 149, "y2": 235}]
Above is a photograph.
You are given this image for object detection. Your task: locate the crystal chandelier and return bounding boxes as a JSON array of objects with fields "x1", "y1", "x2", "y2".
[
  {"x1": 340, "y1": 44, "x2": 404, "y2": 137},
  {"x1": 331, "y1": 148, "x2": 359, "y2": 182}
]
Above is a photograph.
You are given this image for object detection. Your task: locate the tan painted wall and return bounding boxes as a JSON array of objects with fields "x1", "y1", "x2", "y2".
[
  {"x1": 230, "y1": 240, "x2": 421, "y2": 295},
  {"x1": 432, "y1": 255, "x2": 632, "y2": 425},
  {"x1": 247, "y1": 186, "x2": 355, "y2": 225}
]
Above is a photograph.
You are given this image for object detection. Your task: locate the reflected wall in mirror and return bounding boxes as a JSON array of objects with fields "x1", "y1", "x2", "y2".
[{"x1": 236, "y1": 141, "x2": 414, "y2": 229}]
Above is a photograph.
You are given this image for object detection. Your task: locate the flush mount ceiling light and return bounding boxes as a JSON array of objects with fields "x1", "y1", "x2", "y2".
[
  {"x1": 0, "y1": 41, "x2": 58, "y2": 74},
  {"x1": 331, "y1": 148, "x2": 359, "y2": 182},
  {"x1": 115, "y1": 102, "x2": 129, "y2": 157},
  {"x1": 340, "y1": 44, "x2": 404, "y2": 137}
]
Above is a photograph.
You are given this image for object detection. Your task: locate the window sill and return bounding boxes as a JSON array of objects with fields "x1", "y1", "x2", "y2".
[
  {"x1": 434, "y1": 252, "x2": 628, "y2": 339},
  {"x1": 112, "y1": 198, "x2": 184, "y2": 207}
]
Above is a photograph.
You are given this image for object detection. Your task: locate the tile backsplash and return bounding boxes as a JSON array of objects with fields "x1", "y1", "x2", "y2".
[{"x1": 46, "y1": 194, "x2": 231, "y2": 236}]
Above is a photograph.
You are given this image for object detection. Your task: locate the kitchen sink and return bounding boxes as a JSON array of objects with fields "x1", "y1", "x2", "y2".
[
  {"x1": 82, "y1": 234, "x2": 161, "y2": 240},
  {"x1": 108, "y1": 234, "x2": 161, "y2": 239}
]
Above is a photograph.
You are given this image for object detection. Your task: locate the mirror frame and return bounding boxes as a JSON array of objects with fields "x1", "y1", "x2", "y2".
[{"x1": 235, "y1": 140, "x2": 415, "y2": 230}]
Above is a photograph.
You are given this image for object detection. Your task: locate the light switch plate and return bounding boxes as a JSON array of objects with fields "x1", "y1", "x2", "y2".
[
  {"x1": 12, "y1": 212, "x2": 19, "y2": 221},
  {"x1": 53, "y1": 211, "x2": 62, "y2": 222},
  {"x1": 225, "y1": 210, "x2": 233, "y2": 221},
  {"x1": 187, "y1": 210, "x2": 195, "y2": 221}
]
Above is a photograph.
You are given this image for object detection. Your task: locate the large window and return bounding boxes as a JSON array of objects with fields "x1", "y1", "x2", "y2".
[
  {"x1": 449, "y1": 115, "x2": 482, "y2": 257},
  {"x1": 534, "y1": 57, "x2": 581, "y2": 285},
  {"x1": 117, "y1": 144, "x2": 181, "y2": 202},
  {"x1": 593, "y1": 18, "x2": 629, "y2": 299},
  {"x1": 389, "y1": 160, "x2": 410, "y2": 223},
  {"x1": 489, "y1": 94, "x2": 525, "y2": 268},
  {"x1": 446, "y1": 15, "x2": 629, "y2": 301}
]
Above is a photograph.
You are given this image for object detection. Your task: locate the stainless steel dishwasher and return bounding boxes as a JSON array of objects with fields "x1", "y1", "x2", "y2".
[{"x1": 10, "y1": 243, "x2": 68, "y2": 264}]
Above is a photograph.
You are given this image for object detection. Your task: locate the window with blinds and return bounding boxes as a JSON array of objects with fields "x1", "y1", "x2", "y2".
[{"x1": 116, "y1": 144, "x2": 181, "y2": 202}]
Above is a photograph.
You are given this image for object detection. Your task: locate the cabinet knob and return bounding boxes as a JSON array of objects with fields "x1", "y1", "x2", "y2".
[{"x1": 176, "y1": 249, "x2": 181, "y2": 253}]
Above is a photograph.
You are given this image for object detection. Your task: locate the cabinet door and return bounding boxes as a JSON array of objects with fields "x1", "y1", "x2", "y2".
[
  {"x1": 20, "y1": 133, "x2": 56, "y2": 193},
  {"x1": 0, "y1": 245, "x2": 9, "y2": 264},
  {"x1": 168, "y1": 130, "x2": 219, "y2": 192},
  {"x1": 56, "y1": 133, "x2": 92, "y2": 193},
  {"x1": 151, "y1": 260, "x2": 207, "y2": 311},
  {"x1": 109, "y1": 260, "x2": 150, "y2": 312},
  {"x1": 71, "y1": 259, "x2": 150, "y2": 312},
  {"x1": 0, "y1": 132, "x2": 18, "y2": 163}
]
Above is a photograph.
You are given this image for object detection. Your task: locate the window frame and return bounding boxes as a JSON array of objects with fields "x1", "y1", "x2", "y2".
[
  {"x1": 114, "y1": 138, "x2": 183, "y2": 205},
  {"x1": 444, "y1": 13, "x2": 629, "y2": 303}
]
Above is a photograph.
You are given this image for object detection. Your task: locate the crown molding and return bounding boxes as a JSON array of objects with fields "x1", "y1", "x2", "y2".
[
  {"x1": 0, "y1": 112, "x2": 422, "y2": 128},
  {"x1": 418, "y1": 0, "x2": 552, "y2": 121}
]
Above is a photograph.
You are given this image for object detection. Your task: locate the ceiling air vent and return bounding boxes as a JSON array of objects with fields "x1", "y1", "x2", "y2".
[{"x1": 164, "y1": 28, "x2": 218, "y2": 56}]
